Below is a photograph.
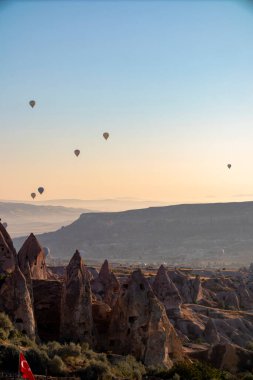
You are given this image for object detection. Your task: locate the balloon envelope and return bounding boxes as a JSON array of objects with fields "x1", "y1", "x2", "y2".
[
  {"x1": 74, "y1": 149, "x2": 80, "y2": 157},
  {"x1": 227, "y1": 164, "x2": 232, "y2": 169},
  {"x1": 29, "y1": 100, "x2": 36, "y2": 108},
  {"x1": 38, "y1": 187, "x2": 44, "y2": 194},
  {"x1": 31, "y1": 193, "x2": 36, "y2": 199},
  {"x1": 103, "y1": 132, "x2": 109, "y2": 140},
  {"x1": 43, "y1": 247, "x2": 50, "y2": 257}
]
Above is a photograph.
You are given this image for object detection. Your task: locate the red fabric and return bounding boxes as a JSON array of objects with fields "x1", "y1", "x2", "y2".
[{"x1": 19, "y1": 353, "x2": 35, "y2": 380}]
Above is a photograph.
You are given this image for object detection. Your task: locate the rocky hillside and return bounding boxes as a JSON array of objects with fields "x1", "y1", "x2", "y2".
[
  {"x1": 2, "y1": 223, "x2": 253, "y2": 375},
  {"x1": 14, "y1": 201, "x2": 253, "y2": 265}
]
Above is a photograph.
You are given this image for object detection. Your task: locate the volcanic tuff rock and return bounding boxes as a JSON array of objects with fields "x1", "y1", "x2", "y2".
[
  {"x1": 0, "y1": 230, "x2": 16, "y2": 274},
  {"x1": 92, "y1": 301, "x2": 112, "y2": 351},
  {"x1": 174, "y1": 304, "x2": 205, "y2": 340},
  {"x1": 91, "y1": 259, "x2": 120, "y2": 308},
  {"x1": 167, "y1": 270, "x2": 203, "y2": 304},
  {"x1": 237, "y1": 282, "x2": 253, "y2": 309},
  {"x1": 201, "y1": 275, "x2": 253, "y2": 311},
  {"x1": 0, "y1": 222, "x2": 17, "y2": 259},
  {"x1": 0, "y1": 223, "x2": 35, "y2": 338},
  {"x1": 33, "y1": 279, "x2": 63, "y2": 341},
  {"x1": 0, "y1": 266, "x2": 36, "y2": 339},
  {"x1": 190, "y1": 343, "x2": 253, "y2": 373},
  {"x1": 18, "y1": 233, "x2": 48, "y2": 280},
  {"x1": 152, "y1": 265, "x2": 182, "y2": 317},
  {"x1": 60, "y1": 250, "x2": 93, "y2": 345},
  {"x1": 108, "y1": 269, "x2": 183, "y2": 368},
  {"x1": 203, "y1": 318, "x2": 220, "y2": 344},
  {"x1": 186, "y1": 304, "x2": 253, "y2": 347}
]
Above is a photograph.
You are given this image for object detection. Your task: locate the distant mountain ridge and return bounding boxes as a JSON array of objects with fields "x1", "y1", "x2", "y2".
[
  {"x1": 13, "y1": 201, "x2": 253, "y2": 266},
  {"x1": 0, "y1": 198, "x2": 167, "y2": 212},
  {"x1": 0, "y1": 202, "x2": 90, "y2": 237}
]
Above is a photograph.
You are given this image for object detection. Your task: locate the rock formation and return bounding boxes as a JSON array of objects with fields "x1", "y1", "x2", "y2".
[
  {"x1": 91, "y1": 259, "x2": 120, "y2": 307},
  {"x1": 3, "y1": 223, "x2": 253, "y2": 372},
  {"x1": 18, "y1": 233, "x2": 48, "y2": 280},
  {"x1": 60, "y1": 250, "x2": 93, "y2": 345},
  {"x1": 0, "y1": 230, "x2": 16, "y2": 274},
  {"x1": 203, "y1": 318, "x2": 220, "y2": 344},
  {"x1": 0, "y1": 223, "x2": 35, "y2": 339},
  {"x1": 108, "y1": 269, "x2": 183, "y2": 368},
  {"x1": 92, "y1": 301, "x2": 112, "y2": 351},
  {"x1": 0, "y1": 222, "x2": 17, "y2": 259},
  {"x1": 33, "y1": 279, "x2": 63, "y2": 341},
  {"x1": 152, "y1": 265, "x2": 182, "y2": 318},
  {"x1": 167, "y1": 270, "x2": 203, "y2": 304},
  {"x1": 190, "y1": 343, "x2": 253, "y2": 373},
  {"x1": 0, "y1": 266, "x2": 36, "y2": 339}
]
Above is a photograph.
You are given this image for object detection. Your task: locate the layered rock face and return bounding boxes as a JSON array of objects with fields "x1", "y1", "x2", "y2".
[
  {"x1": 200, "y1": 275, "x2": 253, "y2": 311},
  {"x1": 33, "y1": 279, "x2": 63, "y2": 341},
  {"x1": 0, "y1": 223, "x2": 35, "y2": 339},
  {"x1": 60, "y1": 250, "x2": 93, "y2": 344},
  {"x1": 91, "y1": 259, "x2": 120, "y2": 308},
  {"x1": 92, "y1": 301, "x2": 112, "y2": 351},
  {"x1": 151, "y1": 267, "x2": 253, "y2": 350},
  {"x1": 108, "y1": 269, "x2": 183, "y2": 368},
  {"x1": 167, "y1": 269, "x2": 203, "y2": 304},
  {"x1": 191, "y1": 343, "x2": 253, "y2": 373},
  {"x1": 0, "y1": 230, "x2": 16, "y2": 274},
  {"x1": 18, "y1": 233, "x2": 48, "y2": 280},
  {"x1": 4, "y1": 221, "x2": 253, "y2": 372},
  {"x1": 153, "y1": 265, "x2": 182, "y2": 318},
  {"x1": 203, "y1": 318, "x2": 220, "y2": 344},
  {"x1": 0, "y1": 223, "x2": 17, "y2": 260},
  {"x1": 1, "y1": 267, "x2": 36, "y2": 339}
]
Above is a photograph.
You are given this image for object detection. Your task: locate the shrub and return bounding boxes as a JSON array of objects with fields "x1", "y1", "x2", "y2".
[
  {"x1": 0, "y1": 313, "x2": 13, "y2": 339},
  {"x1": 147, "y1": 360, "x2": 229, "y2": 380},
  {"x1": 0, "y1": 328, "x2": 8, "y2": 340},
  {"x1": 25, "y1": 348, "x2": 49, "y2": 375},
  {"x1": 0, "y1": 344, "x2": 19, "y2": 372},
  {"x1": 43, "y1": 341, "x2": 62, "y2": 359},
  {"x1": 169, "y1": 361, "x2": 228, "y2": 380},
  {"x1": 55, "y1": 342, "x2": 82, "y2": 359},
  {"x1": 48, "y1": 355, "x2": 67, "y2": 376},
  {"x1": 246, "y1": 342, "x2": 253, "y2": 351},
  {"x1": 242, "y1": 373, "x2": 253, "y2": 380},
  {"x1": 112, "y1": 355, "x2": 146, "y2": 380},
  {"x1": 75, "y1": 360, "x2": 113, "y2": 380},
  {"x1": 81, "y1": 342, "x2": 89, "y2": 353},
  {"x1": 13, "y1": 334, "x2": 37, "y2": 348},
  {"x1": 172, "y1": 374, "x2": 180, "y2": 380}
]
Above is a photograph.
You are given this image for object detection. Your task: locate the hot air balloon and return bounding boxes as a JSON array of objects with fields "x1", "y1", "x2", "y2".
[
  {"x1": 42, "y1": 247, "x2": 50, "y2": 257},
  {"x1": 38, "y1": 187, "x2": 44, "y2": 194},
  {"x1": 29, "y1": 100, "x2": 36, "y2": 108},
  {"x1": 31, "y1": 193, "x2": 36, "y2": 199},
  {"x1": 74, "y1": 149, "x2": 80, "y2": 157},
  {"x1": 227, "y1": 164, "x2": 232, "y2": 169},
  {"x1": 103, "y1": 132, "x2": 109, "y2": 140},
  {"x1": 2, "y1": 222, "x2": 7, "y2": 229}
]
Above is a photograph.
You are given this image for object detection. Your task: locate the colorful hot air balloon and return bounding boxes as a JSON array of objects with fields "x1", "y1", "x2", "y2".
[
  {"x1": 74, "y1": 149, "x2": 80, "y2": 157},
  {"x1": 227, "y1": 164, "x2": 232, "y2": 169},
  {"x1": 2, "y1": 222, "x2": 7, "y2": 229},
  {"x1": 38, "y1": 187, "x2": 44, "y2": 194},
  {"x1": 29, "y1": 100, "x2": 36, "y2": 108},
  {"x1": 103, "y1": 132, "x2": 109, "y2": 140},
  {"x1": 31, "y1": 193, "x2": 36, "y2": 199}
]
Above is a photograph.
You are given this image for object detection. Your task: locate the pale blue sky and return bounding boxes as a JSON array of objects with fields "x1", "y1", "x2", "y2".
[{"x1": 1, "y1": 0, "x2": 253, "y2": 203}]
